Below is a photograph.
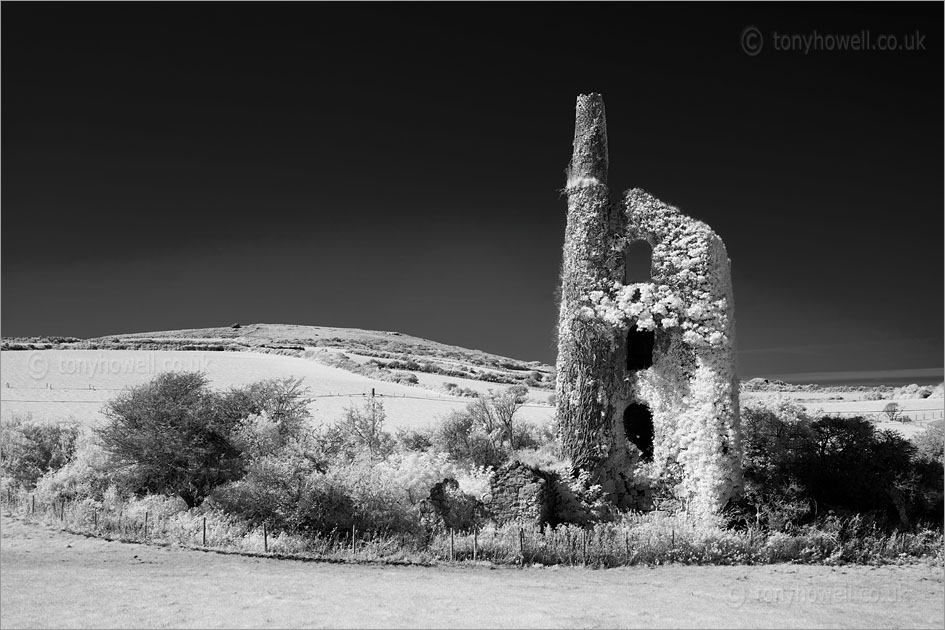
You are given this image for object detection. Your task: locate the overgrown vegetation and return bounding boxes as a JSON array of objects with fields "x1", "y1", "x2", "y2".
[
  {"x1": 1, "y1": 373, "x2": 942, "y2": 567},
  {"x1": 733, "y1": 398, "x2": 944, "y2": 531}
]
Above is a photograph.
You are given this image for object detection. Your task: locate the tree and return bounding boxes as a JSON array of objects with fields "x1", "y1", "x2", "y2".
[
  {"x1": 222, "y1": 378, "x2": 311, "y2": 444},
  {"x1": 337, "y1": 396, "x2": 393, "y2": 459},
  {"x1": 883, "y1": 402, "x2": 903, "y2": 422},
  {"x1": 467, "y1": 385, "x2": 529, "y2": 449},
  {"x1": 97, "y1": 372, "x2": 312, "y2": 508}
]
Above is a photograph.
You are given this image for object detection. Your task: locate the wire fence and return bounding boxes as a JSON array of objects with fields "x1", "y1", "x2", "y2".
[
  {"x1": 1, "y1": 384, "x2": 939, "y2": 418},
  {"x1": 0, "y1": 492, "x2": 635, "y2": 567},
  {"x1": 4, "y1": 491, "x2": 940, "y2": 568},
  {"x1": 0, "y1": 384, "x2": 555, "y2": 409}
]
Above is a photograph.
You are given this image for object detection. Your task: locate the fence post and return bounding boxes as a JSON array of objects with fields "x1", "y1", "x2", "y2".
[
  {"x1": 263, "y1": 523, "x2": 268, "y2": 553},
  {"x1": 473, "y1": 528, "x2": 478, "y2": 561},
  {"x1": 519, "y1": 527, "x2": 525, "y2": 564},
  {"x1": 31, "y1": 494, "x2": 35, "y2": 515},
  {"x1": 60, "y1": 499, "x2": 65, "y2": 522},
  {"x1": 352, "y1": 525, "x2": 357, "y2": 554},
  {"x1": 144, "y1": 511, "x2": 149, "y2": 539},
  {"x1": 625, "y1": 532, "x2": 630, "y2": 563},
  {"x1": 449, "y1": 528, "x2": 454, "y2": 562},
  {"x1": 202, "y1": 517, "x2": 207, "y2": 546},
  {"x1": 94, "y1": 510, "x2": 98, "y2": 533},
  {"x1": 582, "y1": 529, "x2": 587, "y2": 566}
]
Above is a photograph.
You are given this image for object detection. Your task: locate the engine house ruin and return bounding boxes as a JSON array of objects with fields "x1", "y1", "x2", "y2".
[{"x1": 555, "y1": 93, "x2": 742, "y2": 516}]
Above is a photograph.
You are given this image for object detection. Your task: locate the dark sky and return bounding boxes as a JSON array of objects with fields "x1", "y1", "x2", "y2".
[{"x1": 3, "y1": 2, "x2": 942, "y2": 384}]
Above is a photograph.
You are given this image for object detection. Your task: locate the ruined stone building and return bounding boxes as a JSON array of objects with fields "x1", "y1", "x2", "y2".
[{"x1": 555, "y1": 93, "x2": 741, "y2": 516}]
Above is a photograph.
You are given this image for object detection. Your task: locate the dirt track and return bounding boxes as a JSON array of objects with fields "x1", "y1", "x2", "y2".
[{"x1": 1, "y1": 514, "x2": 942, "y2": 629}]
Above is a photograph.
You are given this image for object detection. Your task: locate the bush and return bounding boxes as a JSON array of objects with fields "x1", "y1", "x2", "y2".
[
  {"x1": 736, "y1": 398, "x2": 944, "y2": 529},
  {"x1": 97, "y1": 372, "x2": 312, "y2": 507},
  {"x1": 418, "y1": 477, "x2": 487, "y2": 533},
  {"x1": 431, "y1": 410, "x2": 507, "y2": 469},
  {"x1": 97, "y1": 372, "x2": 246, "y2": 507},
  {"x1": 209, "y1": 452, "x2": 355, "y2": 536},
  {"x1": 442, "y1": 382, "x2": 479, "y2": 398},
  {"x1": 395, "y1": 427, "x2": 434, "y2": 452},
  {"x1": 33, "y1": 431, "x2": 115, "y2": 504},
  {"x1": 393, "y1": 371, "x2": 419, "y2": 385},
  {"x1": 913, "y1": 427, "x2": 944, "y2": 465},
  {"x1": 221, "y1": 378, "x2": 311, "y2": 440},
  {"x1": 334, "y1": 398, "x2": 395, "y2": 460},
  {"x1": 0, "y1": 416, "x2": 79, "y2": 490}
]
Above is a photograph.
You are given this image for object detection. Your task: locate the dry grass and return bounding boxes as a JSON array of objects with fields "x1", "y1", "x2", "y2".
[{"x1": 6, "y1": 493, "x2": 941, "y2": 569}]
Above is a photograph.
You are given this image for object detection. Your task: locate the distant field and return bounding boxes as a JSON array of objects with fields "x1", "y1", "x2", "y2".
[
  {"x1": 741, "y1": 391, "x2": 944, "y2": 438},
  {"x1": 0, "y1": 349, "x2": 555, "y2": 430},
  {"x1": 2, "y1": 347, "x2": 941, "y2": 440}
]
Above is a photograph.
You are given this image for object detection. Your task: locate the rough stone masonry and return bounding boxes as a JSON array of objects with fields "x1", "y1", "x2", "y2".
[{"x1": 555, "y1": 93, "x2": 742, "y2": 517}]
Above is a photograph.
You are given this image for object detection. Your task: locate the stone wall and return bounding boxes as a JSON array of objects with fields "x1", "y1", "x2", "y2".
[{"x1": 485, "y1": 461, "x2": 556, "y2": 526}]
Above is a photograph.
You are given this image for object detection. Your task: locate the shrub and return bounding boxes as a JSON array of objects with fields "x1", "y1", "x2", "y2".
[
  {"x1": 442, "y1": 382, "x2": 479, "y2": 398},
  {"x1": 97, "y1": 372, "x2": 247, "y2": 507},
  {"x1": 209, "y1": 453, "x2": 355, "y2": 536},
  {"x1": 465, "y1": 385, "x2": 529, "y2": 450},
  {"x1": 737, "y1": 398, "x2": 815, "y2": 527},
  {"x1": 321, "y1": 454, "x2": 428, "y2": 533},
  {"x1": 737, "y1": 398, "x2": 944, "y2": 529},
  {"x1": 33, "y1": 431, "x2": 115, "y2": 503},
  {"x1": 394, "y1": 427, "x2": 434, "y2": 452},
  {"x1": 393, "y1": 371, "x2": 419, "y2": 385},
  {"x1": 97, "y1": 372, "x2": 312, "y2": 507},
  {"x1": 0, "y1": 416, "x2": 79, "y2": 490},
  {"x1": 334, "y1": 398, "x2": 395, "y2": 460},
  {"x1": 431, "y1": 410, "x2": 507, "y2": 469},
  {"x1": 419, "y1": 477, "x2": 487, "y2": 533},
  {"x1": 221, "y1": 377, "x2": 311, "y2": 440},
  {"x1": 913, "y1": 427, "x2": 945, "y2": 465}
]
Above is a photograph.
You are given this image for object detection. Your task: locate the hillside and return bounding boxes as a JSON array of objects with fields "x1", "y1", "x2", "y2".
[
  {"x1": 2, "y1": 323, "x2": 555, "y2": 390},
  {"x1": 0, "y1": 324, "x2": 557, "y2": 430},
  {"x1": 2, "y1": 324, "x2": 941, "y2": 436}
]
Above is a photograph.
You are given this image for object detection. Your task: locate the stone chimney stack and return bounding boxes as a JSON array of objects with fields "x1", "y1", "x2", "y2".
[
  {"x1": 567, "y1": 93, "x2": 609, "y2": 187},
  {"x1": 556, "y1": 93, "x2": 628, "y2": 497}
]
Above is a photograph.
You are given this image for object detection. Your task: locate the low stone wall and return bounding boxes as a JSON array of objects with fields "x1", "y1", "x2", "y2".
[{"x1": 485, "y1": 461, "x2": 556, "y2": 526}]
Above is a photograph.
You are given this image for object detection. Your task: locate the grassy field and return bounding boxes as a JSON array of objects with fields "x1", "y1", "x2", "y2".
[
  {"x1": 4, "y1": 346, "x2": 940, "y2": 439},
  {"x1": 1, "y1": 513, "x2": 942, "y2": 629},
  {"x1": 1, "y1": 323, "x2": 940, "y2": 435},
  {"x1": 741, "y1": 391, "x2": 944, "y2": 438},
  {"x1": 0, "y1": 349, "x2": 555, "y2": 431}
]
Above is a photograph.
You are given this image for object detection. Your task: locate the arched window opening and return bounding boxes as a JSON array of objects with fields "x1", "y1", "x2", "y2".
[
  {"x1": 623, "y1": 403, "x2": 654, "y2": 461},
  {"x1": 627, "y1": 324, "x2": 655, "y2": 371},
  {"x1": 624, "y1": 239, "x2": 653, "y2": 284}
]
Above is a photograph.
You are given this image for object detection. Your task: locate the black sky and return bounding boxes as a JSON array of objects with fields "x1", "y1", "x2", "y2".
[{"x1": 2, "y1": 2, "x2": 942, "y2": 383}]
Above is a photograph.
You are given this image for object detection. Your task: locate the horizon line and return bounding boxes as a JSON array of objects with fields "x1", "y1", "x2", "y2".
[{"x1": 752, "y1": 367, "x2": 943, "y2": 386}]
